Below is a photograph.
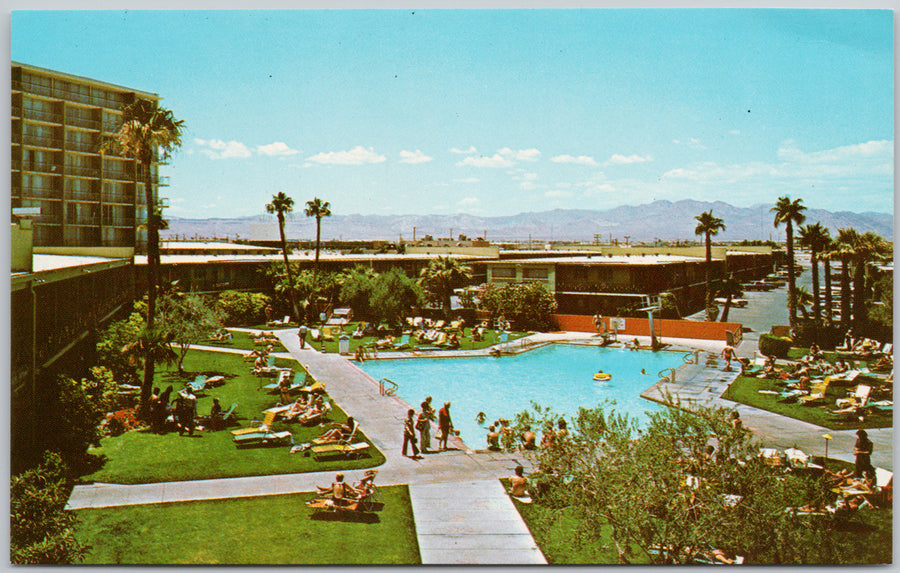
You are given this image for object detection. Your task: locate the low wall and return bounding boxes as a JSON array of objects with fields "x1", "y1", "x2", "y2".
[{"x1": 553, "y1": 314, "x2": 742, "y2": 344}]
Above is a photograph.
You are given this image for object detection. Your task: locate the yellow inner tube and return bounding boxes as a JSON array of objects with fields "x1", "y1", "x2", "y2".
[{"x1": 593, "y1": 372, "x2": 612, "y2": 381}]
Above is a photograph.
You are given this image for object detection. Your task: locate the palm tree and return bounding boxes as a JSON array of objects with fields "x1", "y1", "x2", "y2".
[
  {"x1": 794, "y1": 285, "x2": 813, "y2": 320},
  {"x1": 102, "y1": 99, "x2": 184, "y2": 417},
  {"x1": 266, "y1": 192, "x2": 299, "y2": 320},
  {"x1": 851, "y1": 232, "x2": 890, "y2": 332},
  {"x1": 820, "y1": 234, "x2": 835, "y2": 325},
  {"x1": 419, "y1": 256, "x2": 474, "y2": 319},
  {"x1": 304, "y1": 197, "x2": 332, "y2": 278},
  {"x1": 797, "y1": 222, "x2": 830, "y2": 330},
  {"x1": 832, "y1": 228, "x2": 859, "y2": 331},
  {"x1": 694, "y1": 210, "x2": 726, "y2": 321},
  {"x1": 771, "y1": 196, "x2": 806, "y2": 327},
  {"x1": 716, "y1": 274, "x2": 743, "y2": 323}
]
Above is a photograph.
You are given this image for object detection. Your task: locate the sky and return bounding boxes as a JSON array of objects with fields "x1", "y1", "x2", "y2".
[{"x1": 10, "y1": 8, "x2": 895, "y2": 219}]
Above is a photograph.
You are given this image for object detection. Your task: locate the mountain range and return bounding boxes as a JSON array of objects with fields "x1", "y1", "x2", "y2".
[{"x1": 163, "y1": 200, "x2": 893, "y2": 243}]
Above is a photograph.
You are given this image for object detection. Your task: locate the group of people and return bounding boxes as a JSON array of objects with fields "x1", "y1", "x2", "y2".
[
  {"x1": 283, "y1": 394, "x2": 328, "y2": 424},
  {"x1": 484, "y1": 417, "x2": 569, "y2": 452},
  {"x1": 148, "y1": 385, "x2": 203, "y2": 436},
  {"x1": 402, "y1": 397, "x2": 454, "y2": 458}
]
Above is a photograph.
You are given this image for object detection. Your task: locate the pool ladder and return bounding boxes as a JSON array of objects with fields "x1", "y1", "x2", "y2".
[
  {"x1": 658, "y1": 367, "x2": 676, "y2": 384},
  {"x1": 379, "y1": 378, "x2": 398, "y2": 396}
]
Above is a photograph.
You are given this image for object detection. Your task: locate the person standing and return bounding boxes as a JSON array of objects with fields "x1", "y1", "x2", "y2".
[
  {"x1": 438, "y1": 402, "x2": 453, "y2": 451},
  {"x1": 298, "y1": 324, "x2": 308, "y2": 349},
  {"x1": 854, "y1": 429, "x2": 875, "y2": 479},
  {"x1": 177, "y1": 387, "x2": 197, "y2": 436},
  {"x1": 402, "y1": 409, "x2": 421, "y2": 459},
  {"x1": 418, "y1": 396, "x2": 436, "y2": 453}
]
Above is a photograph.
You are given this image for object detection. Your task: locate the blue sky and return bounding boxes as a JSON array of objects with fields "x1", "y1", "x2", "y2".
[{"x1": 11, "y1": 9, "x2": 894, "y2": 219}]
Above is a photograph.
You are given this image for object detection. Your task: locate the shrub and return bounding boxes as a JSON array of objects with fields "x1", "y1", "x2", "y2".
[
  {"x1": 101, "y1": 407, "x2": 141, "y2": 437},
  {"x1": 218, "y1": 290, "x2": 271, "y2": 325},
  {"x1": 759, "y1": 333, "x2": 792, "y2": 358},
  {"x1": 10, "y1": 452, "x2": 88, "y2": 564}
]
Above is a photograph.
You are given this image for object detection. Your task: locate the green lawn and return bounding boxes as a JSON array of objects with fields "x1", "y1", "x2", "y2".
[
  {"x1": 80, "y1": 349, "x2": 384, "y2": 484},
  {"x1": 306, "y1": 320, "x2": 529, "y2": 355},
  {"x1": 721, "y1": 375, "x2": 892, "y2": 430},
  {"x1": 202, "y1": 330, "x2": 287, "y2": 353},
  {"x1": 73, "y1": 485, "x2": 420, "y2": 564}
]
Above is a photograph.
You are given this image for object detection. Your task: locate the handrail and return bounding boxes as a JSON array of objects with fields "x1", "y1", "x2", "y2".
[
  {"x1": 658, "y1": 367, "x2": 675, "y2": 383},
  {"x1": 379, "y1": 378, "x2": 398, "y2": 397},
  {"x1": 682, "y1": 350, "x2": 700, "y2": 364}
]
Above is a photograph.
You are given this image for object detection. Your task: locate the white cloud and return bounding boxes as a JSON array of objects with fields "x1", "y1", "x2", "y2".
[
  {"x1": 604, "y1": 153, "x2": 653, "y2": 166},
  {"x1": 456, "y1": 154, "x2": 515, "y2": 168},
  {"x1": 399, "y1": 149, "x2": 433, "y2": 164},
  {"x1": 450, "y1": 146, "x2": 477, "y2": 154},
  {"x1": 579, "y1": 182, "x2": 615, "y2": 196},
  {"x1": 453, "y1": 177, "x2": 480, "y2": 183},
  {"x1": 673, "y1": 138, "x2": 707, "y2": 150},
  {"x1": 458, "y1": 197, "x2": 480, "y2": 206},
  {"x1": 498, "y1": 147, "x2": 541, "y2": 161},
  {"x1": 195, "y1": 138, "x2": 252, "y2": 159},
  {"x1": 545, "y1": 189, "x2": 574, "y2": 198},
  {"x1": 551, "y1": 154, "x2": 598, "y2": 166},
  {"x1": 305, "y1": 146, "x2": 386, "y2": 166},
  {"x1": 777, "y1": 139, "x2": 893, "y2": 164},
  {"x1": 257, "y1": 142, "x2": 300, "y2": 156}
]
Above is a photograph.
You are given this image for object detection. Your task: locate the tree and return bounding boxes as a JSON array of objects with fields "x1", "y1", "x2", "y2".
[
  {"x1": 38, "y1": 374, "x2": 105, "y2": 469},
  {"x1": 304, "y1": 197, "x2": 332, "y2": 278},
  {"x1": 370, "y1": 268, "x2": 423, "y2": 331},
  {"x1": 511, "y1": 401, "x2": 861, "y2": 564},
  {"x1": 419, "y1": 256, "x2": 474, "y2": 319},
  {"x1": 794, "y1": 285, "x2": 813, "y2": 320},
  {"x1": 694, "y1": 210, "x2": 726, "y2": 321},
  {"x1": 819, "y1": 233, "x2": 836, "y2": 325},
  {"x1": 102, "y1": 99, "x2": 184, "y2": 418},
  {"x1": 797, "y1": 222, "x2": 831, "y2": 331},
  {"x1": 772, "y1": 196, "x2": 806, "y2": 328},
  {"x1": 851, "y1": 232, "x2": 890, "y2": 333},
  {"x1": 96, "y1": 310, "x2": 145, "y2": 384},
  {"x1": 266, "y1": 192, "x2": 299, "y2": 320},
  {"x1": 868, "y1": 273, "x2": 893, "y2": 329},
  {"x1": 716, "y1": 274, "x2": 742, "y2": 323},
  {"x1": 217, "y1": 290, "x2": 272, "y2": 325},
  {"x1": 11, "y1": 452, "x2": 88, "y2": 564},
  {"x1": 479, "y1": 282, "x2": 558, "y2": 331},
  {"x1": 831, "y1": 228, "x2": 858, "y2": 331},
  {"x1": 120, "y1": 326, "x2": 178, "y2": 378},
  {"x1": 339, "y1": 265, "x2": 378, "y2": 319},
  {"x1": 158, "y1": 291, "x2": 225, "y2": 372}
]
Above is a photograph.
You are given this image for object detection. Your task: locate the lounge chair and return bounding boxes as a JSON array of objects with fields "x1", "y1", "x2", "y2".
[
  {"x1": 312, "y1": 420, "x2": 359, "y2": 446},
  {"x1": 311, "y1": 441, "x2": 371, "y2": 460},
  {"x1": 230, "y1": 410, "x2": 277, "y2": 436},
  {"x1": 297, "y1": 400, "x2": 332, "y2": 426},
  {"x1": 307, "y1": 470, "x2": 379, "y2": 512},
  {"x1": 205, "y1": 375, "x2": 226, "y2": 388},
  {"x1": 797, "y1": 378, "x2": 832, "y2": 406},
  {"x1": 267, "y1": 315, "x2": 292, "y2": 327},
  {"x1": 262, "y1": 369, "x2": 302, "y2": 393},
  {"x1": 833, "y1": 384, "x2": 872, "y2": 410},
  {"x1": 233, "y1": 429, "x2": 293, "y2": 447},
  {"x1": 393, "y1": 334, "x2": 413, "y2": 351},
  {"x1": 187, "y1": 375, "x2": 208, "y2": 393}
]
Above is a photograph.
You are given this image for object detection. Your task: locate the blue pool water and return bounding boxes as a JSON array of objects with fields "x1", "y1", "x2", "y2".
[{"x1": 360, "y1": 343, "x2": 684, "y2": 449}]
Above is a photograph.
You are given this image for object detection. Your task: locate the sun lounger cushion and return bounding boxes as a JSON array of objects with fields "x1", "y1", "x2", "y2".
[
  {"x1": 233, "y1": 430, "x2": 292, "y2": 445},
  {"x1": 311, "y1": 441, "x2": 370, "y2": 459}
]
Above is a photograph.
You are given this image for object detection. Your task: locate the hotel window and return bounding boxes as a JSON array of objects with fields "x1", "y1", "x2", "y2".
[
  {"x1": 491, "y1": 267, "x2": 516, "y2": 279},
  {"x1": 523, "y1": 268, "x2": 549, "y2": 280}
]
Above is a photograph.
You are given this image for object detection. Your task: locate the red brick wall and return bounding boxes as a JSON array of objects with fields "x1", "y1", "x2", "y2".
[{"x1": 553, "y1": 314, "x2": 741, "y2": 343}]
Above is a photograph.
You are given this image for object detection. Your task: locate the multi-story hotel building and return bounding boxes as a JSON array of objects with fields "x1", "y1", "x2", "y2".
[{"x1": 12, "y1": 61, "x2": 166, "y2": 254}]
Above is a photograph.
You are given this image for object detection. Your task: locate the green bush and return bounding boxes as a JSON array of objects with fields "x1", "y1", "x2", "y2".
[
  {"x1": 218, "y1": 291, "x2": 272, "y2": 325},
  {"x1": 11, "y1": 452, "x2": 88, "y2": 564},
  {"x1": 759, "y1": 333, "x2": 792, "y2": 358}
]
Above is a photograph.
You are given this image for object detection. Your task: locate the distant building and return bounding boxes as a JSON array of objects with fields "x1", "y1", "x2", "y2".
[{"x1": 12, "y1": 62, "x2": 166, "y2": 255}]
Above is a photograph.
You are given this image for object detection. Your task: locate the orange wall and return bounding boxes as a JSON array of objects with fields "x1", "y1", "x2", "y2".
[{"x1": 553, "y1": 314, "x2": 742, "y2": 343}]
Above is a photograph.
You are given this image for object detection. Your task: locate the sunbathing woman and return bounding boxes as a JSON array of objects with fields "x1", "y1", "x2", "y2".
[
  {"x1": 282, "y1": 396, "x2": 311, "y2": 422},
  {"x1": 297, "y1": 397, "x2": 327, "y2": 424},
  {"x1": 316, "y1": 417, "x2": 355, "y2": 443}
]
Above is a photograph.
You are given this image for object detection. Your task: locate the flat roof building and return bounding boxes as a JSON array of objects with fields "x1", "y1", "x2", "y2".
[{"x1": 12, "y1": 62, "x2": 165, "y2": 255}]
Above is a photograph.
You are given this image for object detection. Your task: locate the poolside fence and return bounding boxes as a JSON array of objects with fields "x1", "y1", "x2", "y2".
[{"x1": 552, "y1": 314, "x2": 742, "y2": 345}]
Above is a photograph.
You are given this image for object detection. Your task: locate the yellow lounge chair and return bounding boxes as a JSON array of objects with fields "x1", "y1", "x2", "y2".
[
  {"x1": 230, "y1": 410, "x2": 276, "y2": 436},
  {"x1": 311, "y1": 441, "x2": 370, "y2": 460},
  {"x1": 797, "y1": 378, "x2": 832, "y2": 406}
]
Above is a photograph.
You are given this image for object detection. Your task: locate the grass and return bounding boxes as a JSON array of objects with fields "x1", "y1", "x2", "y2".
[
  {"x1": 202, "y1": 330, "x2": 287, "y2": 353},
  {"x1": 80, "y1": 349, "x2": 384, "y2": 484},
  {"x1": 73, "y1": 485, "x2": 420, "y2": 564},
  {"x1": 721, "y1": 375, "x2": 892, "y2": 430},
  {"x1": 305, "y1": 320, "x2": 529, "y2": 355}
]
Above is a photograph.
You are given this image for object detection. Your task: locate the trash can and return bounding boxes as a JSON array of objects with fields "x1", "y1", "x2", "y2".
[{"x1": 338, "y1": 334, "x2": 350, "y2": 355}]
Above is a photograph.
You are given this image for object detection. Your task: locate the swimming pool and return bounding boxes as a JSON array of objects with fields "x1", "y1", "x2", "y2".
[{"x1": 359, "y1": 343, "x2": 684, "y2": 449}]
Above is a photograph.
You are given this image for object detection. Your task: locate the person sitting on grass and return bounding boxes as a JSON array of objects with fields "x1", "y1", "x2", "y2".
[
  {"x1": 319, "y1": 473, "x2": 359, "y2": 508},
  {"x1": 316, "y1": 417, "x2": 355, "y2": 443},
  {"x1": 510, "y1": 465, "x2": 530, "y2": 499},
  {"x1": 208, "y1": 397, "x2": 224, "y2": 432}
]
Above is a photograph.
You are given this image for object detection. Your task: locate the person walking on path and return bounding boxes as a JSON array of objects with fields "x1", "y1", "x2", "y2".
[
  {"x1": 298, "y1": 324, "x2": 308, "y2": 349},
  {"x1": 417, "y1": 396, "x2": 436, "y2": 453},
  {"x1": 403, "y1": 408, "x2": 422, "y2": 459},
  {"x1": 854, "y1": 429, "x2": 875, "y2": 479},
  {"x1": 438, "y1": 402, "x2": 454, "y2": 451}
]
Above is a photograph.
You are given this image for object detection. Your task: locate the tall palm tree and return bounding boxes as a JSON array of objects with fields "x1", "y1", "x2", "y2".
[
  {"x1": 266, "y1": 192, "x2": 299, "y2": 320},
  {"x1": 832, "y1": 228, "x2": 859, "y2": 331},
  {"x1": 797, "y1": 222, "x2": 830, "y2": 330},
  {"x1": 716, "y1": 274, "x2": 743, "y2": 323},
  {"x1": 694, "y1": 210, "x2": 726, "y2": 321},
  {"x1": 820, "y1": 233, "x2": 835, "y2": 325},
  {"x1": 771, "y1": 196, "x2": 806, "y2": 327},
  {"x1": 102, "y1": 98, "x2": 184, "y2": 417},
  {"x1": 851, "y1": 231, "x2": 890, "y2": 332},
  {"x1": 794, "y1": 285, "x2": 814, "y2": 321},
  {"x1": 418, "y1": 256, "x2": 474, "y2": 319},
  {"x1": 304, "y1": 197, "x2": 332, "y2": 278}
]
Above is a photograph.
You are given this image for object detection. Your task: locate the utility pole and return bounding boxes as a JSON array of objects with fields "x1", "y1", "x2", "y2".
[
  {"x1": 450, "y1": 228, "x2": 453, "y2": 240},
  {"x1": 413, "y1": 226, "x2": 416, "y2": 242}
]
